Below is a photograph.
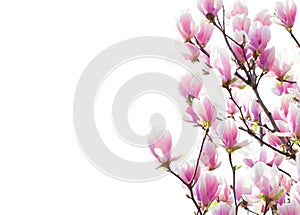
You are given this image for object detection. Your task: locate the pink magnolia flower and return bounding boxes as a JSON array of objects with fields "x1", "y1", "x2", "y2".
[
  {"x1": 229, "y1": 0, "x2": 248, "y2": 16},
  {"x1": 201, "y1": 140, "x2": 221, "y2": 170},
  {"x1": 272, "y1": 77, "x2": 298, "y2": 96},
  {"x1": 275, "y1": 0, "x2": 297, "y2": 29},
  {"x1": 257, "y1": 47, "x2": 275, "y2": 71},
  {"x1": 254, "y1": 9, "x2": 272, "y2": 26},
  {"x1": 230, "y1": 31, "x2": 251, "y2": 62},
  {"x1": 249, "y1": 99, "x2": 262, "y2": 122},
  {"x1": 218, "y1": 181, "x2": 233, "y2": 204},
  {"x1": 196, "y1": 172, "x2": 221, "y2": 207},
  {"x1": 211, "y1": 48, "x2": 234, "y2": 85},
  {"x1": 271, "y1": 56, "x2": 292, "y2": 79},
  {"x1": 217, "y1": 119, "x2": 248, "y2": 152},
  {"x1": 182, "y1": 43, "x2": 200, "y2": 62},
  {"x1": 178, "y1": 73, "x2": 202, "y2": 99},
  {"x1": 280, "y1": 94, "x2": 293, "y2": 119},
  {"x1": 192, "y1": 96, "x2": 216, "y2": 128},
  {"x1": 232, "y1": 15, "x2": 251, "y2": 33},
  {"x1": 177, "y1": 13, "x2": 198, "y2": 41},
  {"x1": 235, "y1": 177, "x2": 252, "y2": 202},
  {"x1": 252, "y1": 162, "x2": 285, "y2": 204},
  {"x1": 177, "y1": 160, "x2": 201, "y2": 184},
  {"x1": 278, "y1": 200, "x2": 300, "y2": 215},
  {"x1": 183, "y1": 106, "x2": 199, "y2": 124},
  {"x1": 281, "y1": 174, "x2": 293, "y2": 193},
  {"x1": 198, "y1": 0, "x2": 223, "y2": 19},
  {"x1": 211, "y1": 202, "x2": 234, "y2": 215},
  {"x1": 196, "y1": 20, "x2": 214, "y2": 47},
  {"x1": 266, "y1": 132, "x2": 283, "y2": 147},
  {"x1": 287, "y1": 103, "x2": 300, "y2": 137},
  {"x1": 148, "y1": 128, "x2": 172, "y2": 164},
  {"x1": 244, "y1": 145, "x2": 284, "y2": 167},
  {"x1": 248, "y1": 21, "x2": 271, "y2": 53}
]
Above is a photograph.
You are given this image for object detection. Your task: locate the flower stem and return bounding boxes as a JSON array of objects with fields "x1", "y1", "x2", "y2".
[{"x1": 228, "y1": 153, "x2": 238, "y2": 214}]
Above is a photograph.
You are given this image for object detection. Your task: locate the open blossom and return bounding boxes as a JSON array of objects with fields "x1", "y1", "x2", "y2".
[
  {"x1": 275, "y1": 0, "x2": 297, "y2": 29},
  {"x1": 217, "y1": 119, "x2": 249, "y2": 152},
  {"x1": 196, "y1": 20, "x2": 214, "y2": 47},
  {"x1": 271, "y1": 56, "x2": 292, "y2": 79},
  {"x1": 196, "y1": 172, "x2": 220, "y2": 207},
  {"x1": 201, "y1": 140, "x2": 221, "y2": 170},
  {"x1": 192, "y1": 96, "x2": 216, "y2": 127},
  {"x1": 254, "y1": 9, "x2": 272, "y2": 26},
  {"x1": 183, "y1": 106, "x2": 199, "y2": 124},
  {"x1": 148, "y1": 128, "x2": 172, "y2": 164},
  {"x1": 235, "y1": 177, "x2": 252, "y2": 202},
  {"x1": 218, "y1": 181, "x2": 233, "y2": 204},
  {"x1": 182, "y1": 43, "x2": 200, "y2": 62},
  {"x1": 278, "y1": 200, "x2": 300, "y2": 215},
  {"x1": 272, "y1": 75, "x2": 298, "y2": 96},
  {"x1": 257, "y1": 47, "x2": 275, "y2": 71},
  {"x1": 177, "y1": 13, "x2": 198, "y2": 41},
  {"x1": 252, "y1": 162, "x2": 285, "y2": 204},
  {"x1": 244, "y1": 145, "x2": 284, "y2": 167},
  {"x1": 248, "y1": 21, "x2": 271, "y2": 53},
  {"x1": 177, "y1": 161, "x2": 201, "y2": 184},
  {"x1": 198, "y1": 0, "x2": 223, "y2": 19},
  {"x1": 231, "y1": 15, "x2": 251, "y2": 33},
  {"x1": 287, "y1": 103, "x2": 300, "y2": 137},
  {"x1": 229, "y1": 0, "x2": 248, "y2": 16},
  {"x1": 178, "y1": 73, "x2": 202, "y2": 99},
  {"x1": 178, "y1": 161, "x2": 201, "y2": 183},
  {"x1": 211, "y1": 48, "x2": 234, "y2": 85}
]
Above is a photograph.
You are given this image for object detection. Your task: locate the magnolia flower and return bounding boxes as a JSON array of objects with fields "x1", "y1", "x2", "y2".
[
  {"x1": 248, "y1": 21, "x2": 271, "y2": 53},
  {"x1": 211, "y1": 202, "x2": 234, "y2": 215},
  {"x1": 254, "y1": 9, "x2": 272, "y2": 26},
  {"x1": 217, "y1": 118, "x2": 248, "y2": 152},
  {"x1": 201, "y1": 140, "x2": 221, "y2": 170},
  {"x1": 229, "y1": 0, "x2": 248, "y2": 16},
  {"x1": 287, "y1": 103, "x2": 300, "y2": 137},
  {"x1": 196, "y1": 20, "x2": 214, "y2": 47},
  {"x1": 211, "y1": 48, "x2": 234, "y2": 85},
  {"x1": 218, "y1": 181, "x2": 233, "y2": 204},
  {"x1": 278, "y1": 200, "x2": 300, "y2": 215},
  {"x1": 275, "y1": 0, "x2": 297, "y2": 29},
  {"x1": 177, "y1": 160, "x2": 201, "y2": 184},
  {"x1": 182, "y1": 43, "x2": 200, "y2": 62},
  {"x1": 183, "y1": 106, "x2": 199, "y2": 124},
  {"x1": 231, "y1": 15, "x2": 251, "y2": 33},
  {"x1": 192, "y1": 96, "x2": 216, "y2": 128},
  {"x1": 196, "y1": 172, "x2": 220, "y2": 207},
  {"x1": 230, "y1": 30, "x2": 251, "y2": 62},
  {"x1": 198, "y1": 0, "x2": 223, "y2": 20},
  {"x1": 178, "y1": 73, "x2": 202, "y2": 99},
  {"x1": 252, "y1": 162, "x2": 285, "y2": 204},
  {"x1": 244, "y1": 145, "x2": 284, "y2": 167},
  {"x1": 257, "y1": 47, "x2": 275, "y2": 71},
  {"x1": 148, "y1": 128, "x2": 172, "y2": 164},
  {"x1": 271, "y1": 56, "x2": 292, "y2": 79},
  {"x1": 235, "y1": 176, "x2": 253, "y2": 202},
  {"x1": 177, "y1": 13, "x2": 198, "y2": 41},
  {"x1": 272, "y1": 77, "x2": 298, "y2": 96}
]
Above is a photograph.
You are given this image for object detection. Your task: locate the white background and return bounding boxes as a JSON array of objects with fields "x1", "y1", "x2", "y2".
[{"x1": 0, "y1": 0, "x2": 299, "y2": 214}]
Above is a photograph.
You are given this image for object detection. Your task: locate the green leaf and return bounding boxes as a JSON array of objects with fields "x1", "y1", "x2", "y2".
[{"x1": 274, "y1": 189, "x2": 285, "y2": 201}]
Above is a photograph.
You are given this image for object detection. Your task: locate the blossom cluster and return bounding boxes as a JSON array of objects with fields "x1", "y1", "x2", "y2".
[{"x1": 148, "y1": 0, "x2": 300, "y2": 214}]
